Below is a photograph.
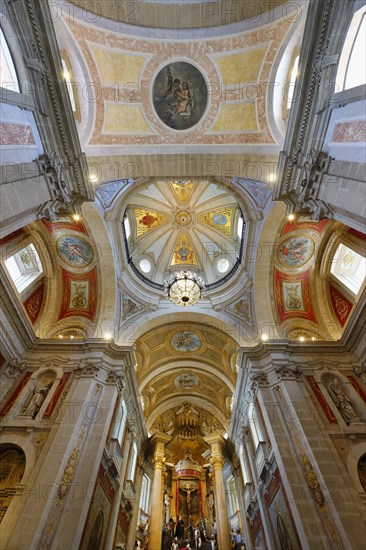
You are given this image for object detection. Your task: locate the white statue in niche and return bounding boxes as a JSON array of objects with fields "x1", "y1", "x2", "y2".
[
  {"x1": 23, "y1": 384, "x2": 51, "y2": 418},
  {"x1": 327, "y1": 378, "x2": 360, "y2": 424}
]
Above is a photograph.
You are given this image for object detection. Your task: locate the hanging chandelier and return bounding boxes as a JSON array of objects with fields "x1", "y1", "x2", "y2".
[{"x1": 164, "y1": 270, "x2": 205, "y2": 307}]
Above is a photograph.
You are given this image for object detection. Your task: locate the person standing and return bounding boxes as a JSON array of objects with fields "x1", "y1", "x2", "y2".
[{"x1": 175, "y1": 516, "x2": 184, "y2": 538}]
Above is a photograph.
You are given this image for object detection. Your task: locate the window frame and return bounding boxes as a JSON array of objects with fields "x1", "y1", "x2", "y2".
[
  {"x1": 4, "y1": 242, "x2": 43, "y2": 294},
  {"x1": 329, "y1": 242, "x2": 366, "y2": 297}
]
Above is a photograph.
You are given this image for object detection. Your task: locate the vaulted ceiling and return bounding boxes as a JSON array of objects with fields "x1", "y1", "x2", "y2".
[
  {"x1": 66, "y1": 0, "x2": 291, "y2": 29},
  {"x1": 5, "y1": 0, "x2": 359, "y2": 455},
  {"x1": 54, "y1": 1, "x2": 306, "y2": 181}
]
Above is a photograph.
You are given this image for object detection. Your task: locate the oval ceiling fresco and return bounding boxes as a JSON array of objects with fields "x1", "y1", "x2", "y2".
[{"x1": 152, "y1": 62, "x2": 208, "y2": 131}]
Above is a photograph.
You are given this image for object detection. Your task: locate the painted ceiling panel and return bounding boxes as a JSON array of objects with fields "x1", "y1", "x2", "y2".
[
  {"x1": 90, "y1": 47, "x2": 146, "y2": 86},
  {"x1": 133, "y1": 208, "x2": 168, "y2": 237},
  {"x1": 210, "y1": 102, "x2": 257, "y2": 133},
  {"x1": 104, "y1": 104, "x2": 151, "y2": 134},
  {"x1": 214, "y1": 47, "x2": 267, "y2": 85}
]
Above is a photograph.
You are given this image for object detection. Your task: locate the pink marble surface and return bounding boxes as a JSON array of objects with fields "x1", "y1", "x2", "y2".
[
  {"x1": 331, "y1": 120, "x2": 366, "y2": 143},
  {"x1": 0, "y1": 123, "x2": 35, "y2": 145}
]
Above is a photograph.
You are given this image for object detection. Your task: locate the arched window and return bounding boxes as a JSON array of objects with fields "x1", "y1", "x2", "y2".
[
  {"x1": 239, "y1": 443, "x2": 251, "y2": 485},
  {"x1": 124, "y1": 217, "x2": 131, "y2": 240},
  {"x1": 115, "y1": 400, "x2": 127, "y2": 447},
  {"x1": 330, "y1": 243, "x2": 366, "y2": 296},
  {"x1": 60, "y1": 51, "x2": 81, "y2": 121},
  {"x1": 127, "y1": 442, "x2": 138, "y2": 482},
  {"x1": 248, "y1": 403, "x2": 265, "y2": 449},
  {"x1": 336, "y1": 5, "x2": 366, "y2": 91},
  {"x1": 286, "y1": 54, "x2": 300, "y2": 110},
  {"x1": 139, "y1": 473, "x2": 151, "y2": 513},
  {"x1": 4, "y1": 243, "x2": 43, "y2": 294},
  {"x1": 226, "y1": 475, "x2": 239, "y2": 517},
  {"x1": 237, "y1": 216, "x2": 244, "y2": 239},
  {"x1": 0, "y1": 26, "x2": 20, "y2": 92}
]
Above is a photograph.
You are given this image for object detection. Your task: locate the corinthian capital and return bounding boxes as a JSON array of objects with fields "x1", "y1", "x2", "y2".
[
  {"x1": 210, "y1": 456, "x2": 224, "y2": 470},
  {"x1": 153, "y1": 454, "x2": 166, "y2": 469}
]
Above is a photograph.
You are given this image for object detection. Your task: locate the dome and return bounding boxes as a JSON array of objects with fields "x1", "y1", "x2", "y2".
[{"x1": 122, "y1": 179, "x2": 244, "y2": 288}]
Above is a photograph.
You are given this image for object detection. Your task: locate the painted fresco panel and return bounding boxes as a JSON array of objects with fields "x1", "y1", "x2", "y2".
[
  {"x1": 58, "y1": 268, "x2": 97, "y2": 321},
  {"x1": 274, "y1": 268, "x2": 317, "y2": 323},
  {"x1": 23, "y1": 282, "x2": 45, "y2": 324},
  {"x1": 56, "y1": 235, "x2": 93, "y2": 268},
  {"x1": 329, "y1": 283, "x2": 353, "y2": 327},
  {"x1": 153, "y1": 62, "x2": 208, "y2": 130},
  {"x1": 278, "y1": 236, "x2": 315, "y2": 268},
  {"x1": 81, "y1": 477, "x2": 113, "y2": 550},
  {"x1": 267, "y1": 486, "x2": 301, "y2": 550}
]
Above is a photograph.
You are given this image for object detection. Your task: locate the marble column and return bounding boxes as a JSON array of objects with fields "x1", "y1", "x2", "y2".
[
  {"x1": 204, "y1": 435, "x2": 231, "y2": 550},
  {"x1": 148, "y1": 433, "x2": 171, "y2": 550}
]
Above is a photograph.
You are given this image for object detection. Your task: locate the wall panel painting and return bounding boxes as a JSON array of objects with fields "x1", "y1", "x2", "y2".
[
  {"x1": 80, "y1": 467, "x2": 115, "y2": 550},
  {"x1": 274, "y1": 268, "x2": 317, "y2": 324},
  {"x1": 267, "y1": 485, "x2": 301, "y2": 550},
  {"x1": 23, "y1": 282, "x2": 45, "y2": 324},
  {"x1": 58, "y1": 268, "x2": 97, "y2": 321},
  {"x1": 278, "y1": 235, "x2": 315, "y2": 268},
  {"x1": 329, "y1": 283, "x2": 353, "y2": 327}
]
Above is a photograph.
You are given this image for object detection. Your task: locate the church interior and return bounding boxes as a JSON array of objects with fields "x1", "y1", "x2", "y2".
[{"x1": 0, "y1": 0, "x2": 365, "y2": 549}]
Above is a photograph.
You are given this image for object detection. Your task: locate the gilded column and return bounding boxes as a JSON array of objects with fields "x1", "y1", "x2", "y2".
[
  {"x1": 148, "y1": 433, "x2": 171, "y2": 550},
  {"x1": 204, "y1": 435, "x2": 231, "y2": 550}
]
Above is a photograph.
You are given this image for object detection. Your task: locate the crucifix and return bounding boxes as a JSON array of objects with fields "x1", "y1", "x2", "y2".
[{"x1": 181, "y1": 481, "x2": 197, "y2": 519}]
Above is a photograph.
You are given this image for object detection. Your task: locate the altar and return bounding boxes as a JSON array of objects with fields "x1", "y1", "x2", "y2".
[{"x1": 172, "y1": 449, "x2": 205, "y2": 527}]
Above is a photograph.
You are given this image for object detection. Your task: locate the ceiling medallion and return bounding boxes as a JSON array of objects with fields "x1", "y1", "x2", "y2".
[
  {"x1": 164, "y1": 271, "x2": 205, "y2": 307},
  {"x1": 152, "y1": 61, "x2": 208, "y2": 130},
  {"x1": 175, "y1": 209, "x2": 192, "y2": 227}
]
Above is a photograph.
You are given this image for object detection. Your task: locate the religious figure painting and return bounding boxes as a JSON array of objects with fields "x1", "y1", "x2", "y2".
[
  {"x1": 278, "y1": 235, "x2": 315, "y2": 268},
  {"x1": 171, "y1": 233, "x2": 198, "y2": 266},
  {"x1": 171, "y1": 331, "x2": 201, "y2": 352},
  {"x1": 170, "y1": 180, "x2": 196, "y2": 203},
  {"x1": 267, "y1": 486, "x2": 301, "y2": 550},
  {"x1": 121, "y1": 294, "x2": 144, "y2": 320},
  {"x1": 81, "y1": 479, "x2": 112, "y2": 550},
  {"x1": 57, "y1": 235, "x2": 93, "y2": 268},
  {"x1": 153, "y1": 62, "x2": 208, "y2": 130}
]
